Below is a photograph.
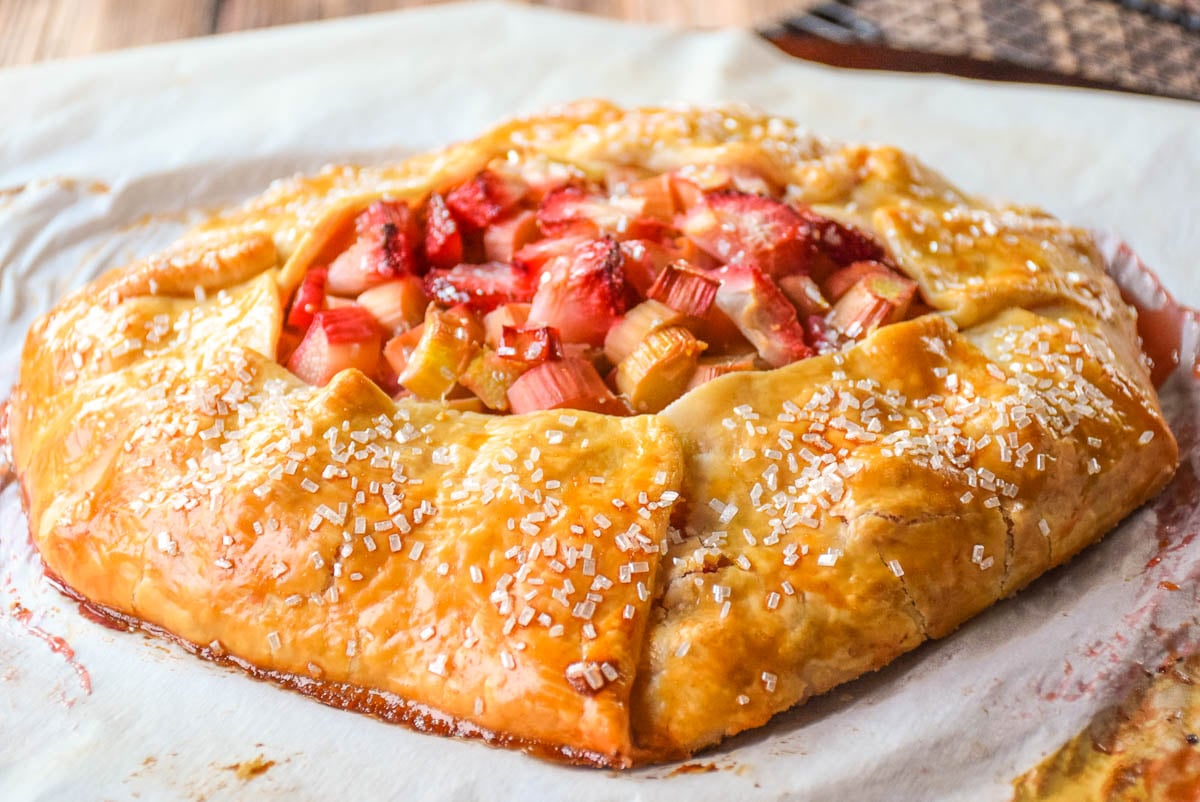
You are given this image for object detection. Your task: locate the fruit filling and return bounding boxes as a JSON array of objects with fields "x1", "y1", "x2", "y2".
[{"x1": 279, "y1": 165, "x2": 925, "y2": 414}]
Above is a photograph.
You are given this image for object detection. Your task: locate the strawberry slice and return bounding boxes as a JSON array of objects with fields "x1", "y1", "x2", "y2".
[
  {"x1": 714, "y1": 261, "x2": 813, "y2": 368},
  {"x1": 647, "y1": 261, "x2": 720, "y2": 317},
  {"x1": 513, "y1": 234, "x2": 592, "y2": 274},
  {"x1": 506, "y1": 356, "x2": 627, "y2": 415},
  {"x1": 498, "y1": 325, "x2": 563, "y2": 364},
  {"x1": 484, "y1": 210, "x2": 540, "y2": 263},
  {"x1": 527, "y1": 237, "x2": 627, "y2": 347},
  {"x1": 681, "y1": 190, "x2": 811, "y2": 277},
  {"x1": 287, "y1": 305, "x2": 381, "y2": 386},
  {"x1": 287, "y1": 267, "x2": 328, "y2": 330},
  {"x1": 425, "y1": 261, "x2": 536, "y2": 314},
  {"x1": 424, "y1": 192, "x2": 463, "y2": 270},
  {"x1": 446, "y1": 170, "x2": 527, "y2": 229},
  {"x1": 796, "y1": 208, "x2": 888, "y2": 272},
  {"x1": 327, "y1": 201, "x2": 421, "y2": 296},
  {"x1": 538, "y1": 185, "x2": 665, "y2": 241}
]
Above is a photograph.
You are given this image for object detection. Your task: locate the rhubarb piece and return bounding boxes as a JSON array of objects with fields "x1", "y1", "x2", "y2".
[
  {"x1": 647, "y1": 261, "x2": 720, "y2": 317},
  {"x1": 614, "y1": 326, "x2": 705, "y2": 413},
  {"x1": 603, "y1": 300, "x2": 686, "y2": 365},
  {"x1": 681, "y1": 191, "x2": 811, "y2": 277},
  {"x1": 287, "y1": 267, "x2": 328, "y2": 330},
  {"x1": 484, "y1": 210, "x2": 540, "y2": 263},
  {"x1": 327, "y1": 201, "x2": 421, "y2": 296},
  {"x1": 445, "y1": 170, "x2": 527, "y2": 229},
  {"x1": 826, "y1": 272, "x2": 918, "y2": 340},
  {"x1": 618, "y1": 239, "x2": 673, "y2": 297},
  {"x1": 669, "y1": 174, "x2": 707, "y2": 210},
  {"x1": 483, "y1": 303, "x2": 530, "y2": 348},
  {"x1": 506, "y1": 356, "x2": 626, "y2": 415},
  {"x1": 537, "y1": 185, "x2": 664, "y2": 240},
  {"x1": 626, "y1": 174, "x2": 677, "y2": 220},
  {"x1": 821, "y1": 260, "x2": 894, "y2": 303},
  {"x1": 443, "y1": 304, "x2": 486, "y2": 347},
  {"x1": 498, "y1": 325, "x2": 563, "y2": 364},
  {"x1": 527, "y1": 238, "x2": 627, "y2": 347},
  {"x1": 396, "y1": 306, "x2": 479, "y2": 399},
  {"x1": 356, "y1": 276, "x2": 427, "y2": 334},
  {"x1": 714, "y1": 261, "x2": 813, "y2": 367},
  {"x1": 459, "y1": 350, "x2": 528, "y2": 412},
  {"x1": 382, "y1": 324, "x2": 424, "y2": 376},
  {"x1": 425, "y1": 261, "x2": 536, "y2": 314},
  {"x1": 686, "y1": 353, "x2": 758, "y2": 390},
  {"x1": 778, "y1": 274, "x2": 830, "y2": 316},
  {"x1": 286, "y1": 305, "x2": 382, "y2": 386},
  {"x1": 424, "y1": 192, "x2": 463, "y2": 270}
]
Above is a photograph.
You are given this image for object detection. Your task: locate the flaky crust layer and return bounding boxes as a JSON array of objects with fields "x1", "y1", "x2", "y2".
[{"x1": 10, "y1": 102, "x2": 1179, "y2": 766}]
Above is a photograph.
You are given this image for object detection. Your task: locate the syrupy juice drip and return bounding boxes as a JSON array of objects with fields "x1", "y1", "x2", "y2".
[
  {"x1": 1102, "y1": 237, "x2": 1200, "y2": 386},
  {"x1": 9, "y1": 603, "x2": 92, "y2": 698}
]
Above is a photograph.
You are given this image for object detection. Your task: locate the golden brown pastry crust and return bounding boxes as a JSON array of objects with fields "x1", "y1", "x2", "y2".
[{"x1": 9, "y1": 101, "x2": 1179, "y2": 766}]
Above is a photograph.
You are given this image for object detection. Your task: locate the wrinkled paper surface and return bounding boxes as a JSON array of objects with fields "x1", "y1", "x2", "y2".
[{"x1": 1, "y1": 3, "x2": 1198, "y2": 800}]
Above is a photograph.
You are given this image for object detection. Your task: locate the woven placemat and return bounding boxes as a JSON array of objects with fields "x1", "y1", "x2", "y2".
[{"x1": 775, "y1": 0, "x2": 1200, "y2": 100}]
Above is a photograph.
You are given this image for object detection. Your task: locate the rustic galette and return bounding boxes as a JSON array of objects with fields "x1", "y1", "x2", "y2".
[{"x1": 10, "y1": 102, "x2": 1178, "y2": 766}]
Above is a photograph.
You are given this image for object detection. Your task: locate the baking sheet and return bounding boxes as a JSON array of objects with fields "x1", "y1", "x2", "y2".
[{"x1": 1, "y1": 3, "x2": 1199, "y2": 799}]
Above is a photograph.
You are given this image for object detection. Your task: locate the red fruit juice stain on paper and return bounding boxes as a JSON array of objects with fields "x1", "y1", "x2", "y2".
[{"x1": 10, "y1": 603, "x2": 92, "y2": 699}]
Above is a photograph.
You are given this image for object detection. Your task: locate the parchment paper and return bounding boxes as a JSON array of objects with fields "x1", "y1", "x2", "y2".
[{"x1": 1, "y1": 3, "x2": 1198, "y2": 800}]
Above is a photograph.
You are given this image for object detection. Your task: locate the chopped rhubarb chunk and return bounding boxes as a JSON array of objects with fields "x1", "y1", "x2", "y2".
[
  {"x1": 287, "y1": 305, "x2": 381, "y2": 386},
  {"x1": 396, "y1": 306, "x2": 478, "y2": 399},
  {"x1": 446, "y1": 170, "x2": 527, "y2": 229},
  {"x1": 821, "y1": 260, "x2": 894, "y2": 303},
  {"x1": 424, "y1": 192, "x2": 463, "y2": 270},
  {"x1": 603, "y1": 300, "x2": 686, "y2": 365},
  {"x1": 527, "y1": 238, "x2": 627, "y2": 347},
  {"x1": 537, "y1": 185, "x2": 664, "y2": 240},
  {"x1": 778, "y1": 274, "x2": 830, "y2": 316},
  {"x1": 382, "y1": 324, "x2": 424, "y2": 377},
  {"x1": 669, "y1": 174, "x2": 707, "y2": 211},
  {"x1": 483, "y1": 303, "x2": 530, "y2": 348},
  {"x1": 681, "y1": 191, "x2": 811, "y2": 277},
  {"x1": 459, "y1": 350, "x2": 528, "y2": 412},
  {"x1": 714, "y1": 261, "x2": 813, "y2": 368},
  {"x1": 356, "y1": 275, "x2": 427, "y2": 334},
  {"x1": 626, "y1": 174, "x2": 677, "y2": 220},
  {"x1": 484, "y1": 210, "x2": 540, "y2": 263},
  {"x1": 826, "y1": 272, "x2": 917, "y2": 340},
  {"x1": 507, "y1": 356, "x2": 626, "y2": 415},
  {"x1": 425, "y1": 261, "x2": 536, "y2": 314},
  {"x1": 647, "y1": 261, "x2": 720, "y2": 317},
  {"x1": 618, "y1": 239, "x2": 677, "y2": 297},
  {"x1": 287, "y1": 267, "x2": 327, "y2": 330},
  {"x1": 498, "y1": 325, "x2": 563, "y2": 364},
  {"x1": 614, "y1": 326, "x2": 706, "y2": 413},
  {"x1": 327, "y1": 201, "x2": 421, "y2": 296},
  {"x1": 686, "y1": 353, "x2": 758, "y2": 390}
]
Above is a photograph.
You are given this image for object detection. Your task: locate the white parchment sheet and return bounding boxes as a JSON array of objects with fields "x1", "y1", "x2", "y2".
[{"x1": 1, "y1": 3, "x2": 1198, "y2": 800}]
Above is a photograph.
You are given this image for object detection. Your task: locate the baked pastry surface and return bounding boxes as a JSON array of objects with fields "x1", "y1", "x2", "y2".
[{"x1": 10, "y1": 102, "x2": 1178, "y2": 766}]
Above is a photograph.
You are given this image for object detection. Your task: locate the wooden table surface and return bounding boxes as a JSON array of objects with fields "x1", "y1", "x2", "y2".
[{"x1": 0, "y1": 0, "x2": 807, "y2": 67}]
